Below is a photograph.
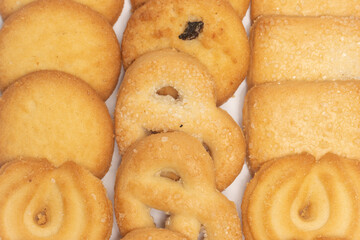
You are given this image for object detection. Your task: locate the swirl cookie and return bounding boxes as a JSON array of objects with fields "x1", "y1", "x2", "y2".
[
  {"x1": 251, "y1": 0, "x2": 360, "y2": 21},
  {"x1": 122, "y1": 228, "x2": 189, "y2": 240},
  {"x1": 0, "y1": 0, "x2": 124, "y2": 24},
  {"x1": 115, "y1": 49, "x2": 245, "y2": 191},
  {"x1": 115, "y1": 132, "x2": 242, "y2": 240},
  {"x1": 121, "y1": 0, "x2": 249, "y2": 105},
  {"x1": 243, "y1": 81, "x2": 360, "y2": 173},
  {"x1": 0, "y1": 158, "x2": 113, "y2": 240},
  {"x1": 0, "y1": 71, "x2": 114, "y2": 178},
  {"x1": 0, "y1": 0, "x2": 121, "y2": 100},
  {"x1": 242, "y1": 153, "x2": 360, "y2": 239},
  {"x1": 248, "y1": 16, "x2": 360, "y2": 87},
  {"x1": 130, "y1": 0, "x2": 249, "y2": 18}
]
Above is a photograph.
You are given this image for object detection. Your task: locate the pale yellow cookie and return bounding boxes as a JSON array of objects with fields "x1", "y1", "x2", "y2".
[
  {"x1": 0, "y1": 71, "x2": 114, "y2": 178},
  {"x1": 115, "y1": 49, "x2": 246, "y2": 191},
  {"x1": 122, "y1": 0, "x2": 249, "y2": 105},
  {"x1": 121, "y1": 228, "x2": 189, "y2": 240},
  {"x1": 115, "y1": 132, "x2": 242, "y2": 240},
  {"x1": 0, "y1": 158, "x2": 113, "y2": 240},
  {"x1": 0, "y1": 0, "x2": 124, "y2": 24},
  {"x1": 0, "y1": 0, "x2": 121, "y2": 100},
  {"x1": 242, "y1": 153, "x2": 360, "y2": 239}
]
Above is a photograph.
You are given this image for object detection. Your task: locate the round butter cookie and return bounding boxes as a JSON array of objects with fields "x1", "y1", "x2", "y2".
[
  {"x1": 242, "y1": 153, "x2": 360, "y2": 239},
  {"x1": 0, "y1": 0, "x2": 124, "y2": 24},
  {"x1": 122, "y1": 228, "x2": 189, "y2": 240},
  {"x1": 0, "y1": 71, "x2": 114, "y2": 178},
  {"x1": 115, "y1": 132, "x2": 242, "y2": 240},
  {"x1": 122, "y1": 0, "x2": 249, "y2": 105},
  {"x1": 0, "y1": 158, "x2": 113, "y2": 240},
  {"x1": 130, "y1": 0, "x2": 249, "y2": 18},
  {"x1": 0, "y1": 0, "x2": 121, "y2": 100},
  {"x1": 115, "y1": 49, "x2": 246, "y2": 191}
]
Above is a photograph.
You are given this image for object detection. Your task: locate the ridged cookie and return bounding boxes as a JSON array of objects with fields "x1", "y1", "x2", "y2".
[
  {"x1": 115, "y1": 132, "x2": 242, "y2": 240},
  {"x1": 0, "y1": 0, "x2": 121, "y2": 100},
  {"x1": 122, "y1": 0, "x2": 249, "y2": 105},
  {"x1": 243, "y1": 81, "x2": 360, "y2": 173},
  {"x1": 248, "y1": 16, "x2": 360, "y2": 87},
  {"x1": 251, "y1": 0, "x2": 360, "y2": 21},
  {"x1": 115, "y1": 49, "x2": 245, "y2": 191},
  {"x1": 242, "y1": 153, "x2": 360, "y2": 239},
  {"x1": 121, "y1": 228, "x2": 189, "y2": 240},
  {"x1": 0, "y1": 158, "x2": 113, "y2": 240},
  {"x1": 0, "y1": 71, "x2": 114, "y2": 178},
  {"x1": 0, "y1": 0, "x2": 124, "y2": 24},
  {"x1": 130, "y1": 0, "x2": 249, "y2": 18}
]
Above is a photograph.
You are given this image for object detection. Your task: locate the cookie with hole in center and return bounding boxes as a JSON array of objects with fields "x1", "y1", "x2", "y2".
[
  {"x1": 115, "y1": 49, "x2": 245, "y2": 191},
  {"x1": 0, "y1": 0, "x2": 124, "y2": 24},
  {"x1": 130, "y1": 0, "x2": 249, "y2": 18},
  {"x1": 121, "y1": 0, "x2": 249, "y2": 106},
  {"x1": 0, "y1": 70, "x2": 114, "y2": 178},
  {"x1": 0, "y1": 0, "x2": 121, "y2": 100}
]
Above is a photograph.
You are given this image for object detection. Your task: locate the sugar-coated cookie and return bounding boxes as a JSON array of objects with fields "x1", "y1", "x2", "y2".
[
  {"x1": 251, "y1": 0, "x2": 360, "y2": 21},
  {"x1": 0, "y1": 0, "x2": 124, "y2": 24},
  {"x1": 0, "y1": 158, "x2": 113, "y2": 240},
  {"x1": 122, "y1": 0, "x2": 249, "y2": 105},
  {"x1": 130, "y1": 0, "x2": 249, "y2": 18},
  {"x1": 121, "y1": 228, "x2": 189, "y2": 240},
  {"x1": 242, "y1": 153, "x2": 360, "y2": 239},
  {"x1": 243, "y1": 81, "x2": 360, "y2": 173},
  {"x1": 0, "y1": 0, "x2": 121, "y2": 100},
  {"x1": 115, "y1": 132, "x2": 243, "y2": 240},
  {"x1": 0, "y1": 71, "x2": 114, "y2": 178},
  {"x1": 115, "y1": 49, "x2": 246, "y2": 191},
  {"x1": 248, "y1": 16, "x2": 360, "y2": 87}
]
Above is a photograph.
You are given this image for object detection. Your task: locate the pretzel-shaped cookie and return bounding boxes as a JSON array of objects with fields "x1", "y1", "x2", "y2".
[
  {"x1": 115, "y1": 49, "x2": 245, "y2": 191},
  {"x1": 242, "y1": 153, "x2": 360, "y2": 239},
  {"x1": 114, "y1": 132, "x2": 242, "y2": 240},
  {"x1": 0, "y1": 158, "x2": 113, "y2": 239},
  {"x1": 121, "y1": 228, "x2": 189, "y2": 240}
]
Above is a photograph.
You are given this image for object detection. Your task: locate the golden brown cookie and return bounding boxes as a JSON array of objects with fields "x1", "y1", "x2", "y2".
[
  {"x1": 121, "y1": 228, "x2": 189, "y2": 240},
  {"x1": 248, "y1": 16, "x2": 360, "y2": 87},
  {"x1": 115, "y1": 132, "x2": 242, "y2": 240},
  {"x1": 0, "y1": 70, "x2": 114, "y2": 178},
  {"x1": 0, "y1": 158, "x2": 113, "y2": 240},
  {"x1": 242, "y1": 153, "x2": 360, "y2": 239},
  {"x1": 251, "y1": 0, "x2": 360, "y2": 21},
  {"x1": 0, "y1": 0, "x2": 124, "y2": 24},
  {"x1": 243, "y1": 81, "x2": 360, "y2": 174},
  {"x1": 130, "y1": 0, "x2": 249, "y2": 18},
  {"x1": 0, "y1": 0, "x2": 121, "y2": 100},
  {"x1": 122, "y1": 0, "x2": 249, "y2": 105},
  {"x1": 115, "y1": 49, "x2": 245, "y2": 191}
]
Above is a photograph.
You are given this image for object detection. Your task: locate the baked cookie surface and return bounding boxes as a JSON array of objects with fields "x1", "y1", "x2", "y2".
[
  {"x1": 0, "y1": 158, "x2": 113, "y2": 240},
  {"x1": 115, "y1": 49, "x2": 245, "y2": 191},
  {"x1": 121, "y1": 228, "x2": 189, "y2": 240},
  {"x1": 0, "y1": 0, "x2": 121, "y2": 100},
  {"x1": 0, "y1": 71, "x2": 114, "y2": 178},
  {"x1": 248, "y1": 16, "x2": 360, "y2": 87},
  {"x1": 115, "y1": 132, "x2": 242, "y2": 240},
  {"x1": 122, "y1": 0, "x2": 249, "y2": 105},
  {"x1": 251, "y1": 0, "x2": 360, "y2": 21},
  {"x1": 243, "y1": 81, "x2": 360, "y2": 173},
  {"x1": 242, "y1": 153, "x2": 360, "y2": 239},
  {"x1": 0, "y1": 0, "x2": 124, "y2": 24}
]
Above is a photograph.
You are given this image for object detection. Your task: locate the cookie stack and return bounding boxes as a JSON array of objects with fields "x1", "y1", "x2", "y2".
[
  {"x1": 242, "y1": 1, "x2": 360, "y2": 239},
  {"x1": 0, "y1": 0, "x2": 124, "y2": 238}
]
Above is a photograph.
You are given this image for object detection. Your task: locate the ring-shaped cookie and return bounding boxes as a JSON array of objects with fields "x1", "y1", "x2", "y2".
[
  {"x1": 115, "y1": 132, "x2": 242, "y2": 240},
  {"x1": 115, "y1": 49, "x2": 245, "y2": 191},
  {"x1": 0, "y1": 158, "x2": 113, "y2": 239},
  {"x1": 242, "y1": 153, "x2": 360, "y2": 239}
]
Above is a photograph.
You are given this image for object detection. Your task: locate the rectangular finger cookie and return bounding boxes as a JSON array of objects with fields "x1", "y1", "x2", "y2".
[
  {"x1": 243, "y1": 81, "x2": 360, "y2": 173},
  {"x1": 248, "y1": 16, "x2": 360, "y2": 87},
  {"x1": 251, "y1": 0, "x2": 360, "y2": 21}
]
